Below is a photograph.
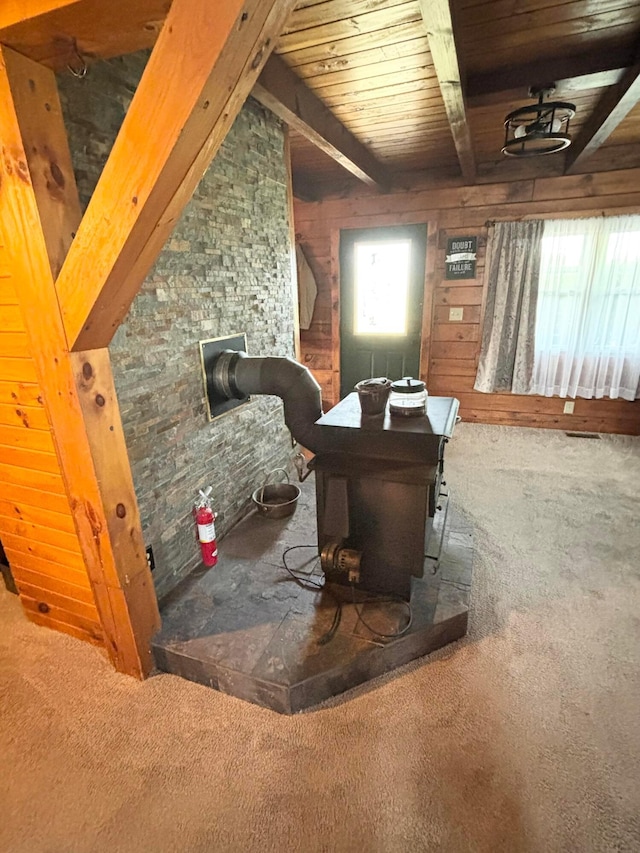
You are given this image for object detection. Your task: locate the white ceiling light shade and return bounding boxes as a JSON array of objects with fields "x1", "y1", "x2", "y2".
[{"x1": 502, "y1": 86, "x2": 576, "y2": 157}]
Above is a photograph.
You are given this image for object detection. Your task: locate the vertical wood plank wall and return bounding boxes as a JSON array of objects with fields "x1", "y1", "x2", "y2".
[
  {"x1": 295, "y1": 168, "x2": 640, "y2": 435},
  {"x1": 0, "y1": 243, "x2": 102, "y2": 644}
]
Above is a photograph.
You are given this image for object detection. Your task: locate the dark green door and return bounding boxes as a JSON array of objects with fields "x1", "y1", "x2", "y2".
[{"x1": 340, "y1": 224, "x2": 427, "y2": 398}]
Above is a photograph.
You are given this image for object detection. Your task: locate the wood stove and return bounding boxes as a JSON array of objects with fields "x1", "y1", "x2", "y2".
[
  {"x1": 311, "y1": 393, "x2": 459, "y2": 599},
  {"x1": 208, "y1": 350, "x2": 459, "y2": 599}
]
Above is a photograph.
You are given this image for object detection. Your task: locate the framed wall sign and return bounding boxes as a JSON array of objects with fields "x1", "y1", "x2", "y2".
[{"x1": 445, "y1": 236, "x2": 477, "y2": 280}]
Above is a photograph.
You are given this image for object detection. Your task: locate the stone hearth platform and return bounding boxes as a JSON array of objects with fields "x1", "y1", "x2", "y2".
[{"x1": 152, "y1": 476, "x2": 473, "y2": 714}]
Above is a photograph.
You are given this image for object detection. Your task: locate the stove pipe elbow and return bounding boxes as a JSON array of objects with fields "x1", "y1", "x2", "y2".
[{"x1": 211, "y1": 351, "x2": 325, "y2": 453}]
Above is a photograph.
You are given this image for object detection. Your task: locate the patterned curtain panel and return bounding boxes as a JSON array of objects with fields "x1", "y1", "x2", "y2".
[{"x1": 474, "y1": 220, "x2": 544, "y2": 394}]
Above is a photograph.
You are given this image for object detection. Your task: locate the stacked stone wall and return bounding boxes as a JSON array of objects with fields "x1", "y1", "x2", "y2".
[{"x1": 60, "y1": 56, "x2": 296, "y2": 597}]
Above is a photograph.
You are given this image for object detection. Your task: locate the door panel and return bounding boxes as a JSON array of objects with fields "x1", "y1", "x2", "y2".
[{"x1": 340, "y1": 224, "x2": 427, "y2": 398}]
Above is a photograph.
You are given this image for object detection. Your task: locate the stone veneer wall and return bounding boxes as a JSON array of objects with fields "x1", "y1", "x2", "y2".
[{"x1": 59, "y1": 54, "x2": 297, "y2": 598}]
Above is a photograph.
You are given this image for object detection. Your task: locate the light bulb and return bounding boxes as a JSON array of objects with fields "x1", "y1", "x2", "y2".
[{"x1": 514, "y1": 124, "x2": 528, "y2": 138}]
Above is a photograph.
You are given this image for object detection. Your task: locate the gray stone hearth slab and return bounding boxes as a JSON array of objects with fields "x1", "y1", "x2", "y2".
[{"x1": 152, "y1": 477, "x2": 473, "y2": 713}]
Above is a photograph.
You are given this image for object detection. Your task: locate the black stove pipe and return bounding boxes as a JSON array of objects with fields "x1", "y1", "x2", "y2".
[{"x1": 211, "y1": 350, "x2": 326, "y2": 453}]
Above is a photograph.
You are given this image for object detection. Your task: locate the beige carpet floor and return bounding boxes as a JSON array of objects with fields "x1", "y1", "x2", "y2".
[{"x1": 1, "y1": 423, "x2": 639, "y2": 853}]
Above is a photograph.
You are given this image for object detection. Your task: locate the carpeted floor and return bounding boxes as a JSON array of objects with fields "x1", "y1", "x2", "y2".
[{"x1": 1, "y1": 423, "x2": 639, "y2": 853}]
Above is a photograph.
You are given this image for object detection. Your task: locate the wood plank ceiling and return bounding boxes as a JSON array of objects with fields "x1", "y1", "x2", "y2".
[{"x1": 1, "y1": 0, "x2": 639, "y2": 199}]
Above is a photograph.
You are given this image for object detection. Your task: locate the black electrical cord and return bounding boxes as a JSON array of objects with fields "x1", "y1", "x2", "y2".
[
  {"x1": 350, "y1": 585, "x2": 413, "y2": 641},
  {"x1": 281, "y1": 545, "x2": 342, "y2": 645},
  {"x1": 281, "y1": 544, "x2": 413, "y2": 645}
]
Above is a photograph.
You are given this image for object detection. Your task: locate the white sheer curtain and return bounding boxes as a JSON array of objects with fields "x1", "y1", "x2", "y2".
[{"x1": 532, "y1": 215, "x2": 640, "y2": 401}]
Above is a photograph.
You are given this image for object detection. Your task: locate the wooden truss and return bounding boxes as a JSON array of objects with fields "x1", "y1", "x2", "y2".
[{"x1": 0, "y1": 0, "x2": 297, "y2": 676}]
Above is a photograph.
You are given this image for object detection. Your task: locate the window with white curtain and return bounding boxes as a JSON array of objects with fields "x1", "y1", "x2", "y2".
[{"x1": 531, "y1": 215, "x2": 640, "y2": 401}]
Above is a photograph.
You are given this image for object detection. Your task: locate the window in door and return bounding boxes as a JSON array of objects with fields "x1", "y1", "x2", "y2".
[
  {"x1": 340, "y1": 224, "x2": 427, "y2": 399},
  {"x1": 353, "y1": 239, "x2": 411, "y2": 336}
]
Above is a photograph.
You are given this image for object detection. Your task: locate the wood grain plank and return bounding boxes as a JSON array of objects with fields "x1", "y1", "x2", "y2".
[
  {"x1": 285, "y1": 0, "x2": 411, "y2": 33},
  {"x1": 418, "y1": 339, "x2": 479, "y2": 360},
  {"x1": 0, "y1": 1, "x2": 85, "y2": 31},
  {"x1": 432, "y1": 323, "x2": 479, "y2": 341},
  {"x1": 9, "y1": 566, "x2": 95, "y2": 604},
  {"x1": 17, "y1": 581, "x2": 98, "y2": 621},
  {"x1": 0, "y1": 444, "x2": 60, "y2": 474},
  {"x1": 0, "y1": 305, "x2": 26, "y2": 331},
  {"x1": 0, "y1": 513, "x2": 81, "y2": 553},
  {"x1": 534, "y1": 169, "x2": 640, "y2": 201},
  {"x1": 304, "y1": 179, "x2": 534, "y2": 218},
  {"x1": 459, "y1": 408, "x2": 640, "y2": 436},
  {"x1": 0, "y1": 496, "x2": 76, "y2": 533},
  {"x1": 0, "y1": 402, "x2": 49, "y2": 430},
  {"x1": 7, "y1": 551, "x2": 91, "y2": 585},
  {"x1": 308, "y1": 53, "x2": 437, "y2": 93},
  {"x1": 316, "y1": 67, "x2": 439, "y2": 105},
  {"x1": 0, "y1": 482, "x2": 72, "y2": 515},
  {"x1": 0, "y1": 277, "x2": 17, "y2": 304},
  {"x1": 433, "y1": 272, "x2": 483, "y2": 287},
  {"x1": 277, "y1": 3, "x2": 422, "y2": 54},
  {"x1": 2, "y1": 533, "x2": 86, "y2": 571},
  {"x1": 429, "y1": 377, "x2": 476, "y2": 393},
  {"x1": 20, "y1": 594, "x2": 102, "y2": 636},
  {"x1": 435, "y1": 286, "x2": 484, "y2": 306},
  {"x1": 301, "y1": 352, "x2": 333, "y2": 371},
  {"x1": 437, "y1": 195, "x2": 640, "y2": 228},
  {"x1": 0, "y1": 380, "x2": 43, "y2": 406},
  {"x1": 25, "y1": 608, "x2": 104, "y2": 645},
  {"x1": 0, "y1": 332, "x2": 30, "y2": 359},
  {"x1": 280, "y1": 20, "x2": 424, "y2": 67},
  {"x1": 463, "y1": 2, "x2": 640, "y2": 52},
  {"x1": 0, "y1": 463, "x2": 65, "y2": 497},
  {"x1": 453, "y1": 391, "x2": 640, "y2": 418},
  {"x1": 293, "y1": 36, "x2": 430, "y2": 84},
  {"x1": 429, "y1": 358, "x2": 477, "y2": 376},
  {"x1": 0, "y1": 423, "x2": 55, "y2": 451},
  {"x1": 0, "y1": 358, "x2": 38, "y2": 383}
]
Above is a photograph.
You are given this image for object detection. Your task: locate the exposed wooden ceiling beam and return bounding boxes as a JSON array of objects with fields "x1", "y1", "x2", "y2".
[
  {"x1": 0, "y1": 44, "x2": 160, "y2": 676},
  {"x1": 565, "y1": 57, "x2": 640, "y2": 174},
  {"x1": 55, "y1": 0, "x2": 296, "y2": 352},
  {"x1": 419, "y1": 0, "x2": 476, "y2": 183},
  {"x1": 468, "y1": 70, "x2": 625, "y2": 110},
  {"x1": 466, "y1": 47, "x2": 638, "y2": 108},
  {"x1": 0, "y1": 0, "x2": 170, "y2": 70},
  {"x1": 253, "y1": 54, "x2": 390, "y2": 190},
  {"x1": 2, "y1": 46, "x2": 82, "y2": 278},
  {"x1": 0, "y1": 0, "x2": 81, "y2": 30}
]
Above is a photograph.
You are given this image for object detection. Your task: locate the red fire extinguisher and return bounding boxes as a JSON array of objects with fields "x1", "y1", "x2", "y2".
[{"x1": 195, "y1": 486, "x2": 218, "y2": 567}]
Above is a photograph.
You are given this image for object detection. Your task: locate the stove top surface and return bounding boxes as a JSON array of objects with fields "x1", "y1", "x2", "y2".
[{"x1": 317, "y1": 393, "x2": 459, "y2": 438}]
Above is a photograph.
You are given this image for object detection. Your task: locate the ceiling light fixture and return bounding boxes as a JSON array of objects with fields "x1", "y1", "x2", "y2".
[{"x1": 502, "y1": 85, "x2": 576, "y2": 157}]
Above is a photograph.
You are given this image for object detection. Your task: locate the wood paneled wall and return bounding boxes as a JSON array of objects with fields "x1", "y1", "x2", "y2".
[
  {"x1": 0, "y1": 243, "x2": 102, "y2": 644},
  {"x1": 295, "y1": 167, "x2": 640, "y2": 435}
]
